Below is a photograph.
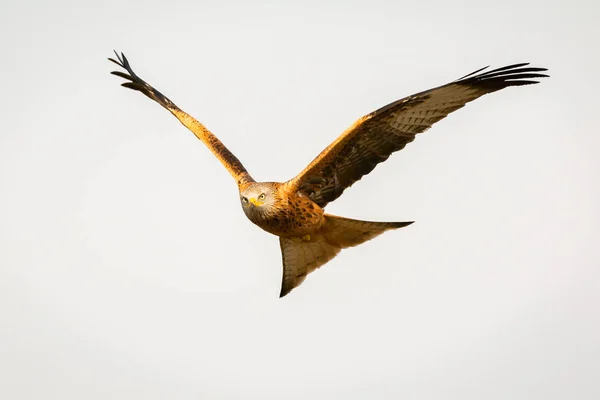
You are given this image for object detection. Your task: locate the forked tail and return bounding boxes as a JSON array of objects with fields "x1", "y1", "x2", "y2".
[{"x1": 279, "y1": 214, "x2": 413, "y2": 297}]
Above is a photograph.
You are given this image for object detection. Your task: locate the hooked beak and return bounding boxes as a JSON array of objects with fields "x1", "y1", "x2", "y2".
[{"x1": 249, "y1": 197, "x2": 260, "y2": 206}]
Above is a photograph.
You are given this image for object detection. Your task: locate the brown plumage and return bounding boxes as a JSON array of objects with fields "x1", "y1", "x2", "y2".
[{"x1": 109, "y1": 51, "x2": 548, "y2": 297}]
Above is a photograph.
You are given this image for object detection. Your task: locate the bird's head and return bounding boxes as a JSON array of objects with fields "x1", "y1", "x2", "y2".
[{"x1": 239, "y1": 182, "x2": 280, "y2": 220}]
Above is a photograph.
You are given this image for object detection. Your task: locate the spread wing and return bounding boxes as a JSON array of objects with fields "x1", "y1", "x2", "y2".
[
  {"x1": 288, "y1": 63, "x2": 549, "y2": 208},
  {"x1": 109, "y1": 51, "x2": 254, "y2": 186}
]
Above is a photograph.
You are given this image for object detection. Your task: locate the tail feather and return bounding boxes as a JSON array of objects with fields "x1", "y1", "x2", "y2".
[
  {"x1": 323, "y1": 214, "x2": 414, "y2": 249},
  {"x1": 278, "y1": 214, "x2": 413, "y2": 297},
  {"x1": 279, "y1": 236, "x2": 341, "y2": 297}
]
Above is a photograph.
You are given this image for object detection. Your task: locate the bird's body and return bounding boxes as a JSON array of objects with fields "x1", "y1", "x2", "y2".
[
  {"x1": 239, "y1": 181, "x2": 325, "y2": 238},
  {"x1": 109, "y1": 52, "x2": 548, "y2": 297}
]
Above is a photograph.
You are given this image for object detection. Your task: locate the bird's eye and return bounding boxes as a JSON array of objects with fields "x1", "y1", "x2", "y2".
[
  {"x1": 259, "y1": 193, "x2": 266, "y2": 200},
  {"x1": 242, "y1": 197, "x2": 248, "y2": 203}
]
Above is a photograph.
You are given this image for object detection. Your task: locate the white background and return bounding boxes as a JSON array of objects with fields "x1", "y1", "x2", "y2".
[{"x1": 1, "y1": 0, "x2": 598, "y2": 398}]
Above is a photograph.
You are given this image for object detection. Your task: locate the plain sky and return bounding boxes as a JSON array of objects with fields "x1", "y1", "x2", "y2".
[{"x1": 1, "y1": 0, "x2": 599, "y2": 399}]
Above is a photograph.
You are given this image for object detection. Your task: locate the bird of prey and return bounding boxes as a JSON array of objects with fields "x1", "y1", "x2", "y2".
[{"x1": 109, "y1": 51, "x2": 548, "y2": 297}]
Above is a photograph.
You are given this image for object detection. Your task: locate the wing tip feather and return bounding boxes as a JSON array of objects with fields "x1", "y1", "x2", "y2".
[{"x1": 456, "y1": 62, "x2": 549, "y2": 89}]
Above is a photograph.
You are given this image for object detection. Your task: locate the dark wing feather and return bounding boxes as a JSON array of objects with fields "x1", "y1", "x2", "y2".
[
  {"x1": 109, "y1": 51, "x2": 254, "y2": 186},
  {"x1": 288, "y1": 63, "x2": 548, "y2": 207}
]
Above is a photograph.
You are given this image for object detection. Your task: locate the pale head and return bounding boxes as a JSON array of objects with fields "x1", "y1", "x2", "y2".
[{"x1": 239, "y1": 182, "x2": 280, "y2": 220}]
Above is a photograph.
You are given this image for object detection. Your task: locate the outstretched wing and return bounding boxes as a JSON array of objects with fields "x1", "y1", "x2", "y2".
[
  {"x1": 287, "y1": 63, "x2": 549, "y2": 208},
  {"x1": 109, "y1": 51, "x2": 254, "y2": 186}
]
